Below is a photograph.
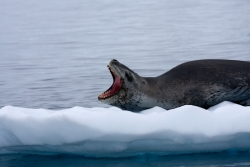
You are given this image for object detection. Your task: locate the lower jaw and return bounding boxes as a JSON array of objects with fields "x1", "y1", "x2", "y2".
[
  {"x1": 98, "y1": 91, "x2": 119, "y2": 100},
  {"x1": 98, "y1": 89, "x2": 127, "y2": 102}
]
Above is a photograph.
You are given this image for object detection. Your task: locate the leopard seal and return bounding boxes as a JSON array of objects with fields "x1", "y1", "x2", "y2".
[{"x1": 98, "y1": 59, "x2": 250, "y2": 111}]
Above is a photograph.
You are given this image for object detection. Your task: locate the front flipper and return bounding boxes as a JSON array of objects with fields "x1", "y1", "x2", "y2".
[{"x1": 205, "y1": 85, "x2": 250, "y2": 107}]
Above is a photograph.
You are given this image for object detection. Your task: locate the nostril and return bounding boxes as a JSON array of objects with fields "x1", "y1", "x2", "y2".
[{"x1": 112, "y1": 59, "x2": 118, "y2": 64}]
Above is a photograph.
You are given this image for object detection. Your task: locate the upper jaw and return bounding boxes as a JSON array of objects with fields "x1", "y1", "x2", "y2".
[
  {"x1": 98, "y1": 60, "x2": 125, "y2": 100},
  {"x1": 108, "y1": 60, "x2": 124, "y2": 79}
]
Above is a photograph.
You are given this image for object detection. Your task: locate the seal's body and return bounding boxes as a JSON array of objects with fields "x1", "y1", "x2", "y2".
[{"x1": 98, "y1": 59, "x2": 250, "y2": 111}]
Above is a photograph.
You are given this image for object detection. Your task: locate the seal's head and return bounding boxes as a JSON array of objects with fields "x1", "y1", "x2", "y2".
[{"x1": 98, "y1": 59, "x2": 148, "y2": 111}]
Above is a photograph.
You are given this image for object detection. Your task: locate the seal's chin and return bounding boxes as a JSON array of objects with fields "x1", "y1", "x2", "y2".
[{"x1": 98, "y1": 66, "x2": 124, "y2": 100}]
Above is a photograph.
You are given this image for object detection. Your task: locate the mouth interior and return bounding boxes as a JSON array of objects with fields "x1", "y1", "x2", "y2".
[{"x1": 98, "y1": 67, "x2": 124, "y2": 99}]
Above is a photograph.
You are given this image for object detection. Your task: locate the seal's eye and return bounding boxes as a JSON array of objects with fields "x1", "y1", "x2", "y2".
[{"x1": 125, "y1": 71, "x2": 133, "y2": 82}]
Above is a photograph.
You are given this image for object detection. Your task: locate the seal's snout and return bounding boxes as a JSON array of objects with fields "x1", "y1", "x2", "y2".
[
  {"x1": 112, "y1": 59, "x2": 118, "y2": 63},
  {"x1": 110, "y1": 59, "x2": 119, "y2": 66}
]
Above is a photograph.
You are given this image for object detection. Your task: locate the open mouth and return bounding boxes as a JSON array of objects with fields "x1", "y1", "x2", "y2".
[{"x1": 98, "y1": 66, "x2": 124, "y2": 99}]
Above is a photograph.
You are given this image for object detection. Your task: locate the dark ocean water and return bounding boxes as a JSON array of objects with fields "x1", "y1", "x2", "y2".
[
  {"x1": 1, "y1": 152, "x2": 250, "y2": 167},
  {"x1": 1, "y1": 0, "x2": 250, "y2": 166}
]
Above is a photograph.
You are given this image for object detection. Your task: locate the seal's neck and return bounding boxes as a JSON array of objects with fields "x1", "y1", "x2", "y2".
[{"x1": 139, "y1": 77, "x2": 173, "y2": 110}]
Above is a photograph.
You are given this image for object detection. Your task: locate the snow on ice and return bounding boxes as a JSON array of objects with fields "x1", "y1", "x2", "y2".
[{"x1": 0, "y1": 101, "x2": 250, "y2": 157}]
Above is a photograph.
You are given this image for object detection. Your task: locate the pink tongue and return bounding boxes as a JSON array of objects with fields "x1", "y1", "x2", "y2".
[{"x1": 110, "y1": 75, "x2": 123, "y2": 95}]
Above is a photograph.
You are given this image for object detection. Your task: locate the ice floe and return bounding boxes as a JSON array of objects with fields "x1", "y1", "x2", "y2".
[{"x1": 0, "y1": 101, "x2": 250, "y2": 157}]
